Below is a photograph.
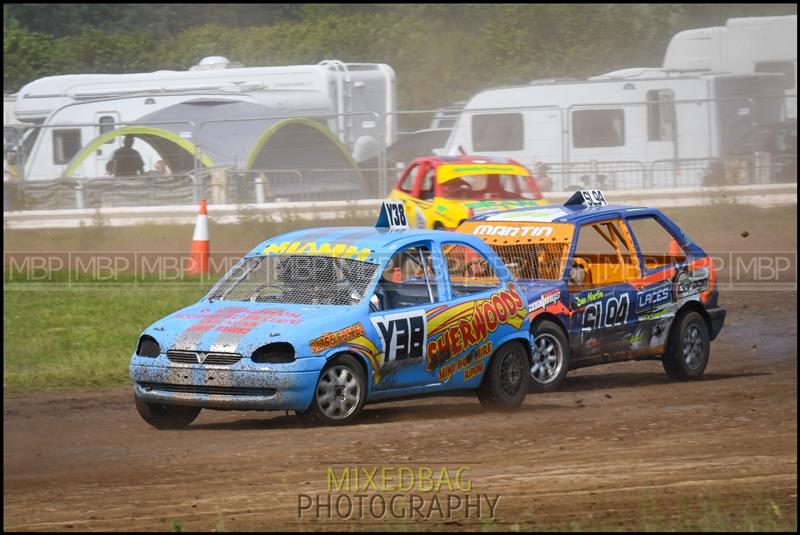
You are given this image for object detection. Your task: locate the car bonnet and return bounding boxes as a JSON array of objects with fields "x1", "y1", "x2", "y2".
[{"x1": 141, "y1": 300, "x2": 369, "y2": 359}]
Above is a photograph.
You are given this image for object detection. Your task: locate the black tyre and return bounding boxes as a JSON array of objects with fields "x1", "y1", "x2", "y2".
[
  {"x1": 433, "y1": 221, "x2": 445, "y2": 230},
  {"x1": 134, "y1": 395, "x2": 201, "y2": 429},
  {"x1": 529, "y1": 320, "x2": 571, "y2": 393},
  {"x1": 662, "y1": 311, "x2": 710, "y2": 380},
  {"x1": 477, "y1": 341, "x2": 529, "y2": 410},
  {"x1": 307, "y1": 355, "x2": 367, "y2": 425}
]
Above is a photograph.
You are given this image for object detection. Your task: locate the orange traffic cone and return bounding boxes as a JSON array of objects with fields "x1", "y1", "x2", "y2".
[
  {"x1": 668, "y1": 238, "x2": 681, "y2": 259},
  {"x1": 187, "y1": 199, "x2": 210, "y2": 275}
]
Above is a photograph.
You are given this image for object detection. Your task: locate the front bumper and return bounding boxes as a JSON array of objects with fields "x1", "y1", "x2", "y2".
[
  {"x1": 707, "y1": 307, "x2": 726, "y2": 341},
  {"x1": 130, "y1": 356, "x2": 323, "y2": 411}
]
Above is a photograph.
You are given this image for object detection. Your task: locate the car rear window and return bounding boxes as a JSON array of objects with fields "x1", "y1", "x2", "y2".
[
  {"x1": 458, "y1": 221, "x2": 574, "y2": 281},
  {"x1": 490, "y1": 242, "x2": 569, "y2": 280},
  {"x1": 439, "y1": 174, "x2": 541, "y2": 201}
]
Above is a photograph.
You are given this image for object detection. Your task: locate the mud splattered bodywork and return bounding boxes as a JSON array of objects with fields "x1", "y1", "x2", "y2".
[
  {"x1": 458, "y1": 195, "x2": 726, "y2": 371},
  {"x1": 130, "y1": 225, "x2": 534, "y2": 414}
]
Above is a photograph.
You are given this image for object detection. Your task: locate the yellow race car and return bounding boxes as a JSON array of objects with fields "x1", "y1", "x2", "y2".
[{"x1": 388, "y1": 155, "x2": 547, "y2": 229}]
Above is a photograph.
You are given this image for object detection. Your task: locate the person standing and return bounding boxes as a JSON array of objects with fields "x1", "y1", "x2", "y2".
[{"x1": 106, "y1": 135, "x2": 144, "y2": 177}]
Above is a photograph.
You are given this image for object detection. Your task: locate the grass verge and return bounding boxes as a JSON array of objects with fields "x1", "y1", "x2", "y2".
[{"x1": 3, "y1": 283, "x2": 210, "y2": 393}]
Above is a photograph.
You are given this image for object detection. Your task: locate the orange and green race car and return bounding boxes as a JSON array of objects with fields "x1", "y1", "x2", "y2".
[{"x1": 388, "y1": 155, "x2": 547, "y2": 230}]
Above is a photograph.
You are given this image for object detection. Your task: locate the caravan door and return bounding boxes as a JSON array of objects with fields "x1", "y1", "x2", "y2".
[
  {"x1": 93, "y1": 112, "x2": 120, "y2": 178},
  {"x1": 713, "y1": 75, "x2": 786, "y2": 157}
]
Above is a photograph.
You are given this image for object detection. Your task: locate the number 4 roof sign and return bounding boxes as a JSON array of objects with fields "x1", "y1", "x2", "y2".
[
  {"x1": 564, "y1": 190, "x2": 608, "y2": 207},
  {"x1": 376, "y1": 200, "x2": 410, "y2": 230}
]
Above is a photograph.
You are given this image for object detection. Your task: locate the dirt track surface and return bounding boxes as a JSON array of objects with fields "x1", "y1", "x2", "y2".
[{"x1": 4, "y1": 288, "x2": 797, "y2": 531}]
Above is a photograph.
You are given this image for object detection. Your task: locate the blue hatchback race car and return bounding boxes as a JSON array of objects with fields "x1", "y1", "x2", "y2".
[{"x1": 131, "y1": 202, "x2": 534, "y2": 427}]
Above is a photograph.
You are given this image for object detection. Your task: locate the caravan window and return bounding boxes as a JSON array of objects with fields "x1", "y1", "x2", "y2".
[
  {"x1": 572, "y1": 109, "x2": 625, "y2": 148},
  {"x1": 99, "y1": 116, "x2": 116, "y2": 144},
  {"x1": 52, "y1": 129, "x2": 82, "y2": 165},
  {"x1": 647, "y1": 90, "x2": 675, "y2": 142},
  {"x1": 472, "y1": 113, "x2": 524, "y2": 151},
  {"x1": 755, "y1": 61, "x2": 796, "y2": 90}
]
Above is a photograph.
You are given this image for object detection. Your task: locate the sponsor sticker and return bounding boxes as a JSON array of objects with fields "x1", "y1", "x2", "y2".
[
  {"x1": 574, "y1": 289, "x2": 604, "y2": 307},
  {"x1": 310, "y1": 322, "x2": 366, "y2": 354},
  {"x1": 472, "y1": 224, "x2": 554, "y2": 238},
  {"x1": 673, "y1": 268, "x2": 710, "y2": 299},
  {"x1": 528, "y1": 289, "x2": 561, "y2": 312},
  {"x1": 637, "y1": 284, "x2": 672, "y2": 309},
  {"x1": 438, "y1": 342, "x2": 492, "y2": 383},
  {"x1": 262, "y1": 241, "x2": 372, "y2": 261},
  {"x1": 425, "y1": 283, "x2": 526, "y2": 372}
]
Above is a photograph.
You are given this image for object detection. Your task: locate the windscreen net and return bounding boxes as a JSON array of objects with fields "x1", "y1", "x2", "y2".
[
  {"x1": 208, "y1": 255, "x2": 379, "y2": 306},
  {"x1": 490, "y1": 242, "x2": 569, "y2": 280}
]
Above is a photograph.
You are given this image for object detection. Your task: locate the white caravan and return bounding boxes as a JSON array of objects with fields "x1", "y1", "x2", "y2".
[
  {"x1": 4, "y1": 94, "x2": 25, "y2": 149},
  {"x1": 663, "y1": 15, "x2": 797, "y2": 118},
  {"x1": 11, "y1": 57, "x2": 396, "y2": 180},
  {"x1": 442, "y1": 69, "x2": 786, "y2": 173}
]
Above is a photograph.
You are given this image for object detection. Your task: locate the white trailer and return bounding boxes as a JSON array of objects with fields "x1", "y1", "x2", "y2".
[
  {"x1": 11, "y1": 57, "x2": 396, "y2": 181},
  {"x1": 663, "y1": 15, "x2": 797, "y2": 118},
  {"x1": 442, "y1": 69, "x2": 786, "y2": 180}
]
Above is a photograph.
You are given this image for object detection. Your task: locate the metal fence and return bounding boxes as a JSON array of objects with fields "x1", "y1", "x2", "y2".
[
  {"x1": 3, "y1": 167, "x2": 390, "y2": 211},
  {"x1": 544, "y1": 155, "x2": 797, "y2": 191},
  {"x1": 3, "y1": 94, "x2": 796, "y2": 211},
  {"x1": 5, "y1": 155, "x2": 795, "y2": 212}
]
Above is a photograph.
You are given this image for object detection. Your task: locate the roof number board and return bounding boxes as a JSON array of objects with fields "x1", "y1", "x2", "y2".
[
  {"x1": 565, "y1": 189, "x2": 607, "y2": 207},
  {"x1": 376, "y1": 200, "x2": 410, "y2": 230}
]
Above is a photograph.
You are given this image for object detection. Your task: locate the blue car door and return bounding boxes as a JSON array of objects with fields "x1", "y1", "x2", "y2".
[
  {"x1": 569, "y1": 219, "x2": 641, "y2": 359},
  {"x1": 624, "y1": 215, "x2": 695, "y2": 354},
  {"x1": 367, "y1": 242, "x2": 446, "y2": 390}
]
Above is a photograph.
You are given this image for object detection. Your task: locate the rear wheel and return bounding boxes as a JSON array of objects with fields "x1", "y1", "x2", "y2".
[
  {"x1": 134, "y1": 396, "x2": 201, "y2": 429},
  {"x1": 529, "y1": 320, "x2": 570, "y2": 393},
  {"x1": 477, "y1": 341, "x2": 529, "y2": 410},
  {"x1": 307, "y1": 355, "x2": 367, "y2": 425},
  {"x1": 662, "y1": 311, "x2": 710, "y2": 380}
]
